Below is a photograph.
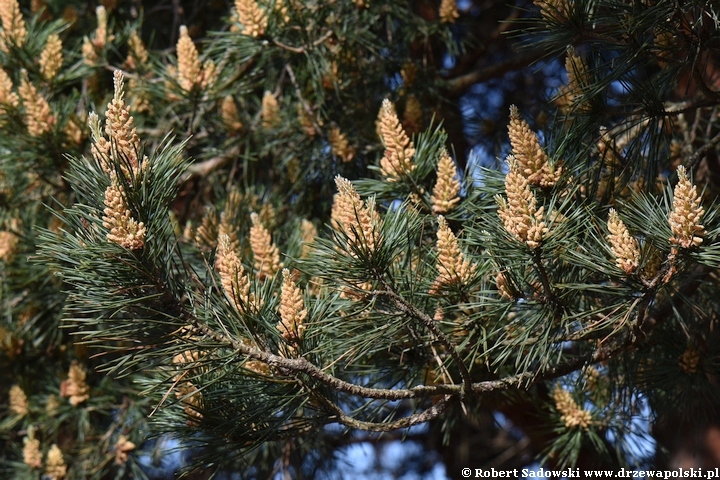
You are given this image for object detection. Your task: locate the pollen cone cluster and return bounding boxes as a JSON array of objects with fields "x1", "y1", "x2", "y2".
[
  {"x1": 669, "y1": 166, "x2": 704, "y2": 249},
  {"x1": 607, "y1": 209, "x2": 640, "y2": 275},
  {"x1": 332, "y1": 176, "x2": 380, "y2": 253},
  {"x1": 234, "y1": 0, "x2": 268, "y2": 37},
  {"x1": 439, "y1": 0, "x2": 460, "y2": 23},
  {"x1": 176, "y1": 26, "x2": 216, "y2": 92},
  {"x1": 566, "y1": 47, "x2": 588, "y2": 86},
  {"x1": 298, "y1": 103, "x2": 319, "y2": 137},
  {"x1": 39, "y1": 34, "x2": 63, "y2": 81},
  {"x1": 534, "y1": 0, "x2": 568, "y2": 22},
  {"x1": 82, "y1": 6, "x2": 110, "y2": 64},
  {"x1": 59, "y1": 361, "x2": 90, "y2": 406},
  {"x1": 92, "y1": 6, "x2": 108, "y2": 49},
  {"x1": 216, "y1": 233, "x2": 254, "y2": 312},
  {"x1": 300, "y1": 219, "x2": 317, "y2": 258},
  {"x1": 125, "y1": 31, "x2": 148, "y2": 70},
  {"x1": 218, "y1": 211, "x2": 240, "y2": 254},
  {"x1": 45, "y1": 444, "x2": 66, "y2": 480},
  {"x1": 378, "y1": 99, "x2": 416, "y2": 180},
  {"x1": 553, "y1": 385, "x2": 592, "y2": 430},
  {"x1": 23, "y1": 430, "x2": 42, "y2": 468},
  {"x1": 508, "y1": 105, "x2": 560, "y2": 187},
  {"x1": 557, "y1": 48, "x2": 589, "y2": 113},
  {"x1": 402, "y1": 94, "x2": 423, "y2": 134},
  {"x1": 82, "y1": 37, "x2": 97, "y2": 65},
  {"x1": 18, "y1": 72, "x2": 55, "y2": 136},
  {"x1": 653, "y1": 31, "x2": 674, "y2": 68},
  {"x1": 583, "y1": 366, "x2": 601, "y2": 394},
  {"x1": 679, "y1": 345, "x2": 700, "y2": 374},
  {"x1": 0, "y1": 67, "x2": 18, "y2": 111},
  {"x1": 0, "y1": 228, "x2": 18, "y2": 261},
  {"x1": 91, "y1": 72, "x2": 148, "y2": 250},
  {"x1": 172, "y1": 352, "x2": 204, "y2": 424},
  {"x1": 88, "y1": 111, "x2": 110, "y2": 164},
  {"x1": 431, "y1": 149, "x2": 461, "y2": 214},
  {"x1": 261, "y1": 90, "x2": 280, "y2": 128},
  {"x1": 250, "y1": 212, "x2": 282, "y2": 279},
  {"x1": 45, "y1": 394, "x2": 59, "y2": 416},
  {"x1": 176, "y1": 381, "x2": 203, "y2": 424},
  {"x1": 329, "y1": 126, "x2": 355, "y2": 163},
  {"x1": 0, "y1": 0, "x2": 26, "y2": 51},
  {"x1": 221, "y1": 96, "x2": 243, "y2": 134},
  {"x1": 103, "y1": 181, "x2": 146, "y2": 250},
  {"x1": 496, "y1": 157, "x2": 548, "y2": 249},
  {"x1": 105, "y1": 71, "x2": 141, "y2": 168},
  {"x1": 9, "y1": 384, "x2": 28, "y2": 415},
  {"x1": 272, "y1": 0, "x2": 290, "y2": 24},
  {"x1": 495, "y1": 272, "x2": 515, "y2": 300},
  {"x1": 429, "y1": 216, "x2": 475, "y2": 294},
  {"x1": 0, "y1": 231, "x2": 17, "y2": 261},
  {"x1": 89, "y1": 71, "x2": 143, "y2": 175},
  {"x1": 277, "y1": 268, "x2": 306, "y2": 344}
]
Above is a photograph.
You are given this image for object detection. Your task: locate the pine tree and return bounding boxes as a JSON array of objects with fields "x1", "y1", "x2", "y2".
[{"x1": 1, "y1": 0, "x2": 720, "y2": 477}]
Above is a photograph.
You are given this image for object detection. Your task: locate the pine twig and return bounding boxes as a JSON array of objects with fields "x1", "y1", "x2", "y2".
[
  {"x1": 374, "y1": 283, "x2": 474, "y2": 395},
  {"x1": 689, "y1": 130, "x2": 720, "y2": 169},
  {"x1": 446, "y1": 49, "x2": 547, "y2": 97},
  {"x1": 320, "y1": 395, "x2": 455, "y2": 432}
]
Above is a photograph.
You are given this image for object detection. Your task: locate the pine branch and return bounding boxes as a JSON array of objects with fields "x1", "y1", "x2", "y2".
[
  {"x1": 692, "y1": 59, "x2": 720, "y2": 101},
  {"x1": 689, "y1": 130, "x2": 720, "y2": 169},
  {"x1": 373, "y1": 282, "x2": 474, "y2": 395},
  {"x1": 533, "y1": 248, "x2": 558, "y2": 306},
  {"x1": 271, "y1": 30, "x2": 333, "y2": 54},
  {"x1": 191, "y1": 320, "x2": 452, "y2": 400},
  {"x1": 183, "y1": 145, "x2": 241, "y2": 179},
  {"x1": 311, "y1": 390, "x2": 456, "y2": 432},
  {"x1": 190, "y1": 305, "x2": 640, "y2": 400},
  {"x1": 285, "y1": 64, "x2": 323, "y2": 135},
  {"x1": 446, "y1": 49, "x2": 548, "y2": 97},
  {"x1": 447, "y1": 5, "x2": 521, "y2": 79}
]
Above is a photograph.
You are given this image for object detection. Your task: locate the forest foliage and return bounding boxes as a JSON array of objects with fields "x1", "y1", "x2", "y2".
[{"x1": 1, "y1": 0, "x2": 720, "y2": 477}]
